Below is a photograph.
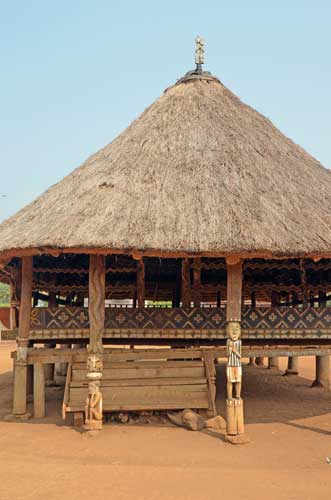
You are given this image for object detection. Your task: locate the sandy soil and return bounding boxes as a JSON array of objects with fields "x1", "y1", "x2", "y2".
[{"x1": 0, "y1": 342, "x2": 330, "y2": 500}]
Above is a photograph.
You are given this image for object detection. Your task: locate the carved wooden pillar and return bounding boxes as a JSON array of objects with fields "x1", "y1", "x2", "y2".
[
  {"x1": 84, "y1": 254, "x2": 105, "y2": 432},
  {"x1": 181, "y1": 258, "x2": 191, "y2": 307},
  {"x1": 13, "y1": 256, "x2": 33, "y2": 416},
  {"x1": 137, "y1": 259, "x2": 145, "y2": 308},
  {"x1": 9, "y1": 282, "x2": 18, "y2": 330},
  {"x1": 225, "y1": 258, "x2": 248, "y2": 444},
  {"x1": 193, "y1": 258, "x2": 201, "y2": 307}
]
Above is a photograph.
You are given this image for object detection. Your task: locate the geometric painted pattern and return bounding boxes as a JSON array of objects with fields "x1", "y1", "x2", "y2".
[
  {"x1": 30, "y1": 306, "x2": 331, "y2": 332},
  {"x1": 105, "y1": 307, "x2": 226, "y2": 330},
  {"x1": 30, "y1": 307, "x2": 227, "y2": 330},
  {"x1": 241, "y1": 306, "x2": 331, "y2": 330},
  {"x1": 30, "y1": 307, "x2": 89, "y2": 330}
]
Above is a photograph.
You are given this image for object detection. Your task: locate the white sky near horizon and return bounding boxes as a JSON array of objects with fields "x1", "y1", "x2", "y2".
[{"x1": 0, "y1": 1, "x2": 330, "y2": 223}]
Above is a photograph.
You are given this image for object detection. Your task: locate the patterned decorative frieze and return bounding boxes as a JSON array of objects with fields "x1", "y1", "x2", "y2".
[{"x1": 29, "y1": 306, "x2": 331, "y2": 339}]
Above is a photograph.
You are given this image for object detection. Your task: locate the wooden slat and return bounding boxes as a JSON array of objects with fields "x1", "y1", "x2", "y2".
[
  {"x1": 72, "y1": 366, "x2": 205, "y2": 380},
  {"x1": 27, "y1": 347, "x2": 204, "y2": 363},
  {"x1": 69, "y1": 386, "x2": 208, "y2": 406},
  {"x1": 62, "y1": 362, "x2": 72, "y2": 420},
  {"x1": 70, "y1": 377, "x2": 208, "y2": 387},
  {"x1": 72, "y1": 360, "x2": 203, "y2": 369}
]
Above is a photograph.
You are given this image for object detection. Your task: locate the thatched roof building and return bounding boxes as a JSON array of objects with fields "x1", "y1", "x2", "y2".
[{"x1": 0, "y1": 64, "x2": 330, "y2": 260}]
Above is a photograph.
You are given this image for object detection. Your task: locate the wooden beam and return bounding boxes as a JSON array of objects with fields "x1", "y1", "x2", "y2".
[
  {"x1": 181, "y1": 258, "x2": 191, "y2": 307},
  {"x1": 137, "y1": 259, "x2": 145, "y2": 308},
  {"x1": 88, "y1": 254, "x2": 105, "y2": 354}
]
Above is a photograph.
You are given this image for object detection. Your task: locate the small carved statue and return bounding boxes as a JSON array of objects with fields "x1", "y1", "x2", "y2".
[
  {"x1": 85, "y1": 381, "x2": 103, "y2": 422},
  {"x1": 226, "y1": 321, "x2": 242, "y2": 399}
]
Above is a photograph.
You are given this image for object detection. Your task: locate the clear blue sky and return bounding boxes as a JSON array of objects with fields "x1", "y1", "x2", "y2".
[{"x1": 1, "y1": 1, "x2": 330, "y2": 222}]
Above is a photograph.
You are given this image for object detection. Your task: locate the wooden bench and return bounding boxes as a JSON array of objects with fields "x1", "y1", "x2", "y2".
[{"x1": 62, "y1": 348, "x2": 216, "y2": 420}]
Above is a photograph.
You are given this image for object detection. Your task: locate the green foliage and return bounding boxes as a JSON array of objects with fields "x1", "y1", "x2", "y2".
[{"x1": 0, "y1": 283, "x2": 10, "y2": 307}]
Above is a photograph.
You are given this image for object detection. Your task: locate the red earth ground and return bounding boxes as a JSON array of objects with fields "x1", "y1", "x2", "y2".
[{"x1": 0, "y1": 341, "x2": 330, "y2": 500}]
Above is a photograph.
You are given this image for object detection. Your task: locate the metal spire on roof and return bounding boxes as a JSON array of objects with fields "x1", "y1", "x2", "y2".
[{"x1": 195, "y1": 36, "x2": 205, "y2": 73}]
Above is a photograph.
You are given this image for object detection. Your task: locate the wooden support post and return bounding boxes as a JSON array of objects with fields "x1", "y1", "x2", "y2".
[
  {"x1": 181, "y1": 258, "x2": 191, "y2": 307},
  {"x1": 44, "y1": 292, "x2": 56, "y2": 384},
  {"x1": 27, "y1": 365, "x2": 34, "y2": 395},
  {"x1": 13, "y1": 256, "x2": 32, "y2": 417},
  {"x1": 225, "y1": 258, "x2": 249, "y2": 444},
  {"x1": 311, "y1": 355, "x2": 330, "y2": 389},
  {"x1": 268, "y1": 357, "x2": 279, "y2": 369},
  {"x1": 33, "y1": 363, "x2": 45, "y2": 418},
  {"x1": 84, "y1": 254, "x2": 105, "y2": 433},
  {"x1": 255, "y1": 357, "x2": 265, "y2": 367},
  {"x1": 284, "y1": 356, "x2": 299, "y2": 376},
  {"x1": 137, "y1": 259, "x2": 145, "y2": 308},
  {"x1": 193, "y1": 258, "x2": 201, "y2": 308}
]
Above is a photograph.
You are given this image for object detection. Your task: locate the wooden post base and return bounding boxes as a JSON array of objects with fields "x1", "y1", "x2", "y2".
[
  {"x1": 311, "y1": 355, "x2": 330, "y2": 389},
  {"x1": 226, "y1": 398, "x2": 244, "y2": 435},
  {"x1": 268, "y1": 357, "x2": 279, "y2": 369},
  {"x1": 284, "y1": 356, "x2": 299, "y2": 376},
  {"x1": 83, "y1": 419, "x2": 102, "y2": 432},
  {"x1": 13, "y1": 361, "x2": 28, "y2": 416},
  {"x1": 225, "y1": 433, "x2": 250, "y2": 444},
  {"x1": 34, "y1": 363, "x2": 45, "y2": 418}
]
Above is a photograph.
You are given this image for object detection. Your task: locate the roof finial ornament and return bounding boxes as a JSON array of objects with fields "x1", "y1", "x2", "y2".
[{"x1": 195, "y1": 36, "x2": 205, "y2": 73}]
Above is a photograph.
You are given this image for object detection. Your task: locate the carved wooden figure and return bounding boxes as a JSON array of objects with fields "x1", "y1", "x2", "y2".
[
  {"x1": 84, "y1": 381, "x2": 103, "y2": 427},
  {"x1": 226, "y1": 321, "x2": 242, "y2": 400}
]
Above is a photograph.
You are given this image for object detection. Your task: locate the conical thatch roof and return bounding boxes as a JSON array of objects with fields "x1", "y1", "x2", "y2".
[{"x1": 1, "y1": 69, "x2": 331, "y2": 260}]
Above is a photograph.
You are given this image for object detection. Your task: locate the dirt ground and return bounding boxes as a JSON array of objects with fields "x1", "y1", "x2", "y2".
[{"x1": 0, "y1": 342, "x2": 330, "y2": 500}]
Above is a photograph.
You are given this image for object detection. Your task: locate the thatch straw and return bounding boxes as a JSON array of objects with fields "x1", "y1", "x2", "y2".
[{"x1": 0, "y1": 73, "x2": 331, "y2": 259}]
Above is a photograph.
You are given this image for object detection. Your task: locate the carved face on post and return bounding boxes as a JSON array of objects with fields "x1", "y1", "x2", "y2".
[
  {"x1": 227, "y1": 321, "x2": 241, "y2": 341},
  {"x1": 87, "y1": 354, "x2": 103, "y2": 374}
]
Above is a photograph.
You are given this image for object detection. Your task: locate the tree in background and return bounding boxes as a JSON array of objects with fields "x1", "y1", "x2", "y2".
[{"x1": 0, "y1": 283, "x2": 9, "y2": 306}]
